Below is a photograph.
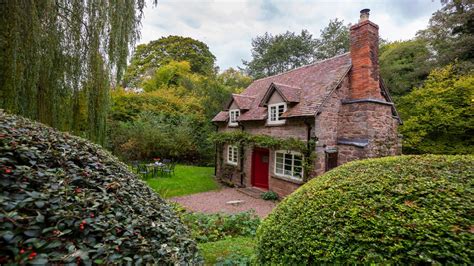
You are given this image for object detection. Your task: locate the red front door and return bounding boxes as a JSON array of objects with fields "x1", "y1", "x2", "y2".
[{"x1": 251, "y1": 148, "x2": 269, "y2": 189}]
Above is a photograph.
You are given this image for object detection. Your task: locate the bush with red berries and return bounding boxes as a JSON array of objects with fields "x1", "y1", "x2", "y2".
[{"x1": 0, "y1": 111, "x2": 201, "y2": 264}]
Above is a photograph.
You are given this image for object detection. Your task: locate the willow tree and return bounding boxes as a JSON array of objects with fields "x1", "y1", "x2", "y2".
[{"x1": 0, "y1": 0, "x2": 153, "y2": 144}]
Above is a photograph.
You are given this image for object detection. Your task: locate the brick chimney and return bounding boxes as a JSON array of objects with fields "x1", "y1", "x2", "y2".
[{"x1": 349, "y1": 9, "x2": 383, "y2": 100}]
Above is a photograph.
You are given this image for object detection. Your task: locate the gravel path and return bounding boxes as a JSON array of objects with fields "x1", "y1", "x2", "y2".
[{"x1": 169, "y1": 188, "x2": 277, "y2": 218}]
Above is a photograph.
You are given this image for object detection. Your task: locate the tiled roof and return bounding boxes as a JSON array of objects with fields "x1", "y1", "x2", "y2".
[
  {"x1": 212, "y1": 53, "x2": 352, "y2": 122},
  {"x1": 227, "y1": 94, "x2": 255, "y2": 110},
  {"x1": 260, "y1": 83, "x2": 302, "y2": 106},
  {"x1": 211, "y1": 111, "x2": 228, "y2": 122}
]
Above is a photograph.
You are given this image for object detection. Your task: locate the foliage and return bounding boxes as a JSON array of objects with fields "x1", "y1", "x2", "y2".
[
  {"x1": 145, "y1": 165, "x2": 218, "y2": 198},
  {"x1": 260, "y1": 191, "x2": 278, "y2": 201},
  {"x1": 261, "y1": 191, "x2": 279, "y2": 201},
  {"x1": 179, "y1": 211, "x2": 260, "y2": 243},
  {"x1": 398, "y1": 65, "x2": 474, "y2": 154},
  {"x1": 242, "y1": 30, "x2": 317, "y2": 79},
  {"x1": 123, "y1": 35, "x2": 217, "y2": 87},
  {"x1": 108, "y1": 111, "x2": 213, "y2": 163},
  {"x1": 314, "y1": 19, "x2": 350, "y2": 60},
  {"x1": 210, "y1": 131, "x2": 316, "y2": 179},
  {"x1": 210, "y1": 131, "x2": 308, "y2": 152},
  {"x1": 198, "y1": 237, "x2": 256, "y2": 266},
  {"x1": 380, "y1": 40, "x2": 433, "y2": 98},
  {"x1": 109, "y1": 58, "x2": 247, "y2": 164},
  {"x1": 417, "y1": 0, "x2": 474, "y2": 72},
  {"x1": 0, "y1": 111, "x2": 201, "y2": 264},
  {"x1": 0, "y1": 1, "x2": 152, "y2": 144},
  {"x1": 256, "y1": 155, "x2": 474, "y2": 264},
  {"x1": 216, "y1": 68, "x2": 253, "y2": 94}
]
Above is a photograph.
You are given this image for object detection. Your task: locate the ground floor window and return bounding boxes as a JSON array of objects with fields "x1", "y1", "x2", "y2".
[
  {"x1": 325, "y1": 151, "x2": 338, "y2": 171},
  {"x1": 227, "y1": 145, "x2": 238, "y2": 165},
  {"x1": 274, "y1": 150, "x2": 303, "y2": 180}
]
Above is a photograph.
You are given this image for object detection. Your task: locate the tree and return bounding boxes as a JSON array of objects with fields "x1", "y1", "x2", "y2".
[
  {"x1": 243, "y1": 30, "x2": 317, "y2": 79},
  {"x1": 217, "y1": 68, "x2": 252, "y2": 93},
  {"x1": 0, "y1": 1, "x2": 151, "y2": 144},
  {"x1": 379, "y1": 40, "x2": 433, "y2": 98},
  {"x1": 314, "y1": 19, "x2": 350, "y2": 60},
  {"x1": 417, "y1": 0, "x2": 474, "y2": 71},
  {"x1": 123, "y1": 36, "x2": 216, "y2": 87},
  {"x1": 398, "y1": 65, "x2": 474, "y2": 154}
]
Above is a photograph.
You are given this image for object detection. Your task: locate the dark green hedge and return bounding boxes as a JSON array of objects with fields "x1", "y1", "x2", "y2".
[
  {"x1": 257, "y1": 155, "x2": 474, "y2": 264},
  {"x1": 0, "y1": 111, "x2": 201, "y2": 264}
]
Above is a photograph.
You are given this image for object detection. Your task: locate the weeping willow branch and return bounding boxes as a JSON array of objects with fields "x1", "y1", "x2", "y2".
[{"x1": 0, "y1": 0, "x2": 153, "y2": 144}]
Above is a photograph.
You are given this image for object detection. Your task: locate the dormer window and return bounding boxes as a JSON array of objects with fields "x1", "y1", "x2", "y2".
[
  {"x1": 267, "y1": 103, "x2": 286, "y2": 125},
  {"x1": 229, "y1": 109, "x2": 240, "y2": 126}
]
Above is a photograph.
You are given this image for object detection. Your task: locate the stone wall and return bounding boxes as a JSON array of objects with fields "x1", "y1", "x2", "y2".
[{"x1": 314, "y1": 76, "x2": 350, "y2": 175}]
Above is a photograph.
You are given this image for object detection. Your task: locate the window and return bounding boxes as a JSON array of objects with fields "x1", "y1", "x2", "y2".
[
  {"x1": 229, "y1": 109, "x2": 240, "y2": 126},
  {"x1": 274, "y1": 150, "x2": 303, "y2": 180},
  {"x1": 325, "y1": 151, "x2": 338, "y2": 171},
  {"x1": 267, "y1": 103, "x2": 286, "y2": 125},
  {"x1": 227, "y1": 145, "x2": 238, "y2": 165}
]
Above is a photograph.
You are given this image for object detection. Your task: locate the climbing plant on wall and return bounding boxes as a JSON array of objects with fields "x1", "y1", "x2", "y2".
[{"x1": 210, "y1": 131, "x2": 317, "y2": 181}]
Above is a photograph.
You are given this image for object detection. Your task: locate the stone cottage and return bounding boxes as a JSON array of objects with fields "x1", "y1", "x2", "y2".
[{"x1": 212, "y1": 9, "x2": 401, "y2": 197}]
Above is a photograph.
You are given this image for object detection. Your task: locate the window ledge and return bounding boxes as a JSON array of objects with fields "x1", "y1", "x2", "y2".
[
  {"x1": 266, "y1": 121, "x2": 286, "y2": 127},
  {"x1": 228, "y1": 124, "x2": 239, "y2": 128},
  {"x1": 226, "y1": 161, "x2": 238, "y2": 166},
  {"x1": 271, "y1": 174, "x2": 304, "y2": 185}
]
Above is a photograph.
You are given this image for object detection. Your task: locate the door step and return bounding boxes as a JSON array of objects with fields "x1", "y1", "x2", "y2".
[{"x1": 237, "y1": 187, "x2": 267, "y2": 199}]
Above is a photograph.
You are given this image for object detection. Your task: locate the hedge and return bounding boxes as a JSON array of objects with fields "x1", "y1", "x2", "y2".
[
  {"x1": 256, "y1": 155, "x2": 474, "y2": 264},
  {"x1": 0, "y1": 111, "x2": 201, "y2": 264}
]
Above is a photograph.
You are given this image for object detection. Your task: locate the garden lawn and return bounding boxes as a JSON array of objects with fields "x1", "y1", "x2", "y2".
[
  {"x1": 198, "y1": 237, "x2": 255, "y2": 265},
  {"x1": 146, "y1": 165, "x2": 219, "y2": 198}
]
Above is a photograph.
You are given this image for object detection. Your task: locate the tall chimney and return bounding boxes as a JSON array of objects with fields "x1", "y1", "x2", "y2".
[{"x1": 349, "y1": 9, "x2": 383, "y2": 100}]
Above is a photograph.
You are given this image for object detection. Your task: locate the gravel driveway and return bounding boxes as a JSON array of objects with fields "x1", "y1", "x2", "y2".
[{"x1": 169, "y1": 188, "x2": 277, "y2": 218}]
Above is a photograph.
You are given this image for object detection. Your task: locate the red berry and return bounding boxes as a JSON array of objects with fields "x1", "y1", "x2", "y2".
[
  {"x1": 5, "y1": 169, "x2": 11, "y2": 173},
  {"x1": 19, "y1": 249, "x2": 25, "y2": 254},
  {"x1": 90, "y1": 213, "x2": 94, "y2": 218},
  {"x1": 82, "y1": 220, "x2": 87, "y2": 224}
]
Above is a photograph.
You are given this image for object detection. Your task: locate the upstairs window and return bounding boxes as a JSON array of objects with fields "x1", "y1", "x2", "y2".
[
  {"x1": 227, "y1": 145, "x2": 238, "y2": 165},
  {"x1": 267, "y1": 103, "x2": 286, "y2": 125},
  {"x1": 274, "y1": 150, "x2": 303, "y2": 180},
  {"x1": 229, "y1": 109, "x2": 240, "y2": 126}
]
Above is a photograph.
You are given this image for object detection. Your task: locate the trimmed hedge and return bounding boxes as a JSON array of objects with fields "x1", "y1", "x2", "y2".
[
  {"x1": 0, "y1": 111, "x2": 201, "y2": 264},
  {"x1": 257, "y1": 155, "x2": 474, "y2": 264}
]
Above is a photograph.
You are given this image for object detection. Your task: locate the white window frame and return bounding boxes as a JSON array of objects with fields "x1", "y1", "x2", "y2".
[
  {"x1": 274, "y1": 150, "x2": 303, "y2": 180},
  {"x1": 227, "y1": 145, "x2": 238, "y2": 165},
  {"x1": 267, "y1": 103, "x2": 287, "y2": 125},
  {"x1": 229, "y1": 109, "x2": 240, "y2": 127}
]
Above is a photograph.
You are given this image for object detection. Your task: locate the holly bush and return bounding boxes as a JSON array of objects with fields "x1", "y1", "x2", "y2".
[
  {"x1": 0, "y1": 111, "x2": 201, "y2": 264},
  {"x1": 256, "y1": 155, "x2": 474, "y2": 264}
]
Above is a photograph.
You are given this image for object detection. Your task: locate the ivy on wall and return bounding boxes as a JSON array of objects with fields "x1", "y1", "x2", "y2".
[{"x1": 210, "y1": 131, "x2": 317, "y2": 181}]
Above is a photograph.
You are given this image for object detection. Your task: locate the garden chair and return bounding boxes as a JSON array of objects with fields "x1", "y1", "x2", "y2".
[
  {"x1": 161, "y1": 162, "x2": 176, "y2": 176},
  {"x1": 162, "y1": 158, "x2": 172, "y2": 164},
  {"x1": 137, "y1": 164, "x2": 150, "y2": 179}
]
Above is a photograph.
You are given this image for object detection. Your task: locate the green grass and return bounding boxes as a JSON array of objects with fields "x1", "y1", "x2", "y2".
[
  {"x1": 145, "y1": 165, "x2": 219, "y2": 198},
  {"x1": 198, "y1": 237, "x2": 255, "y2": 265}
]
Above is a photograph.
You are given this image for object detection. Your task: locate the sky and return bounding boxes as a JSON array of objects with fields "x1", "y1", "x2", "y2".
[{"x1": 139, "y1": 0, "x2": 442, "y2": 70}]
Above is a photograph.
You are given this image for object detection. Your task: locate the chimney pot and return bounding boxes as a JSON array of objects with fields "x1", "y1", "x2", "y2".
[{"x1": 359, "y1": 8, "x2": 370, "y2": 22}]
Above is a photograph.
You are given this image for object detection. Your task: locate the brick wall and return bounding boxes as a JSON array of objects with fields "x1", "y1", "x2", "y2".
[{"x1": 350, "y1": 20, "x2": 383, "y2": 100}]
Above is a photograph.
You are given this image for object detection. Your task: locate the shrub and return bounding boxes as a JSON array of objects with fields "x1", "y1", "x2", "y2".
[
  {"x1": 256, "y1": 155, "x2": 474, "y2": 264},
  {"x1": 0, "y1": 111, "x2": 201, "y2": 264},
  {"x1": 179, "y1": 211, "x2": 260, "y2": 243},
  {"x1": 261, "y1": 191, "x2": 279, "y2": 201}
]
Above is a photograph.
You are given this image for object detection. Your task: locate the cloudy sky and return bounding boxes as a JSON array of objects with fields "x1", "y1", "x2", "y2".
[{"x1": 139, "y1": 0, "x2": 441, "y2": 70}]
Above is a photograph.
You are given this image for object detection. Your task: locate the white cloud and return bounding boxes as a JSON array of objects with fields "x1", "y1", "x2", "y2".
[{"x1": 139, "y1": 0, "x2": 441, "y2": 70}]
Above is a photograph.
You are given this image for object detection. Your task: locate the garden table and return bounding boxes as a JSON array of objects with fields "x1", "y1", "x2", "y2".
[{"x1": 146, "y1": 162, "x2": 166, "y2": 178}]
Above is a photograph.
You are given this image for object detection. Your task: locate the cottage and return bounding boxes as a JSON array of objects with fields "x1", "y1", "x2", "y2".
[{"x1": 212, "y1": 9, "x2": 401, "y2": 197}]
